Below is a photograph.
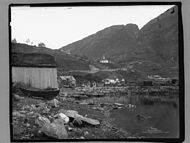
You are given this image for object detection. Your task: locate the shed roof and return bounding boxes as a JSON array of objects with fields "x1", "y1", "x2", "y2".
[{"x1": 11, "y1": 52, "x2": 57, "y2": 67}]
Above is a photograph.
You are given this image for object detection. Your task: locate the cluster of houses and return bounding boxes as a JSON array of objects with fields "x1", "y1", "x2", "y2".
[
  {"x1": 99, "y1": 55, "x2": 109, "y2": 64},
  {"x1": 102, "y1": 77, "x2": 125, "y2": 85}
]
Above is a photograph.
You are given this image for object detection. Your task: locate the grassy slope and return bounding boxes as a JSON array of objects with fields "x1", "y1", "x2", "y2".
[{"x1": 11, "y1": 43, "x2": 90, "y2": 71}]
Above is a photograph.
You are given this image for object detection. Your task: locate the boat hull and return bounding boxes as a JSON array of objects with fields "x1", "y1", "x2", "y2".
[{"x1": 20, "y1": 87, "x2": 60, "y2": 100}]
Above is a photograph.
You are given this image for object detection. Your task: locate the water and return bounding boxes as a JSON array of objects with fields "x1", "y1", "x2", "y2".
[{"x1": 111, "y1": 95, "x2": 179, "y2": 138}]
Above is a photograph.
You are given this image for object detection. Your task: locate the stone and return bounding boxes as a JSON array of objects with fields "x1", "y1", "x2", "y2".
[
  {"x1": 48, "y1": 99, "x2": 59, "y2": 107},
  {"x1": 73, "y1": 114, "x2": 83, "y2": 126},
  {"x1": 79, "y1": 115, "x2": 100, "y2": 126},
  {"x1": 31, "y1": 104, "x2": 36, "y2": 109},
  {"x1": 58, "y1": 113, "x2": 69, "y2": 124},
  {"x1": 13, "y1": 94, "x2": 24, "y2": 100},
  {"x1": 53, "y1": 99, "x2": 59, "y2": 107},
  {"x1": 26, "y1": 123, "x2": 30, "y2": 127},
  {"x1": 20, "y1": 110, "x2": 26, "y2": 114},
  {"x1": 84, "y1": 131, "x2": 89, "y2": 135},
  {"x1": 41, "y1": 119, "x2": 68, "y2": 139},
  {"x1": 35, "y1": 116, "x2": 50, "y2": 127},
  {"x1": 59, "y1": 109, "x2": 100, "y2": 126},
  {"x1": 67, "y1": 126, "x2": 73, "y2": 131},
  {"x1": 80, "y1": 136, "x2": 85, "y2": 139},
  {"x1": 94, "y1": 107, "x2": 105, "y2": 111},
  {"x1": 59, "y1": 109, "x2": 78, "y2": 118},
  {"x1": 79, "y1": 102, "x2": 88, "y2": 105},
  {"x1": 126, "y1": 104, "x2": 136, "y2": 108},
  {"x1": 114, "y1": 103, "x2": 124, "y2": 106},
  {"x1": 12, "y1": 111, "x2": 25, "y2": 118}
]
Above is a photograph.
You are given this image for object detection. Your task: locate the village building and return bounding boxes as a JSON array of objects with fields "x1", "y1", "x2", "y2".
[
  {"x1": 99, "y1": 55, "x2": 109, "y2": 63},
  {"x1": 12, "y1": 53, "x2": 58, "y2": 89},
  {"x1": 102, "y1": 77, "x2": 124, "y2": 85}
]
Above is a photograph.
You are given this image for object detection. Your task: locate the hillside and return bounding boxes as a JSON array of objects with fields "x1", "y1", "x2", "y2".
[
  {"x1": 11, "y1": 5, "x2": 179, "y2": 80},
  {"x1": 60, "y1": 6, "x2": 179, "y2": 78},
  {"x1": 61, "y1": 23, "x2": 142, "y2": 62},
  {"x1": 140, "y1": 6, "x2": 178, "y2": 65},
  {"x1": 61, "y1": 6, "x2": 178, "y2": 66},
  {"x1": 11, "y1": 43, "x2": 91, "y2": 71}
]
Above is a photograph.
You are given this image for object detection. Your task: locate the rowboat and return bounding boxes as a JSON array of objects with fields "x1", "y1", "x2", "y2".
[{"x1": 20, "y1": 87, "x2": 60, "y2": 100}]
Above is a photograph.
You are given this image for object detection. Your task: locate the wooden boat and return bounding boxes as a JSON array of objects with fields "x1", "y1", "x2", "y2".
[{"x1": 20, "y1": 87, "x2": 60, "y2": 100}]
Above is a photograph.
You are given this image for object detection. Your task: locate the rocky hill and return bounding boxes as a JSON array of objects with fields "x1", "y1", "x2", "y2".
[
  {"x1": 60, "y1": 6, "x2": 179, "y2": 77},
  {"x1": 61, "y1": 6, "x2": 178, "y2": 66},
  {"x1": 61, "y1": 23, "x2": 142, "y2": 62},
  {"x1": 140, "y1": 5, "x2": 178, "y2": 66}
]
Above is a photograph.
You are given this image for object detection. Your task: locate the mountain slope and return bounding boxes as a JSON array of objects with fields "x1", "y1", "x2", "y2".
[
  {"x1": 61, "y1": 23, "x2": 143, "y2": 62},
  {"x1": 140, "y1": 6, "x2": 178, "y2": 65},
  {"x1": 61, "y1": 6, "x2": 178, "y2": 66}
]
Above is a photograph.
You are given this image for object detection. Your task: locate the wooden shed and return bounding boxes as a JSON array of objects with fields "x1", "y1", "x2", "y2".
[{"x1": 11, "y1": 53, "x2": 58, "y2": 89}]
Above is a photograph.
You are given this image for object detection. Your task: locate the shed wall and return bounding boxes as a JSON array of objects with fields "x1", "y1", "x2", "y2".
[{"x1": 12, "y1": 67, "x2": 58, "y2": 89}]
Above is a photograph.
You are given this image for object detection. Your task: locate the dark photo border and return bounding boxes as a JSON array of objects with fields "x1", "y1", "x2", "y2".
[{"x1": 9, "y1": 2, "x2": 184, "y2": 143}]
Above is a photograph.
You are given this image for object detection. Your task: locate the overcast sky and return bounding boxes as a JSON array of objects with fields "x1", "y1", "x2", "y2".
[{"x1": 11, "y1": 5, "x2": 174, "y2": 49}]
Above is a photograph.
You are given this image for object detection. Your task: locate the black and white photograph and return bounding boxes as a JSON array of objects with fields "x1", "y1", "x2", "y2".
[{"x1": 10, "y1": 2, "x2": 184, "y2": 142}]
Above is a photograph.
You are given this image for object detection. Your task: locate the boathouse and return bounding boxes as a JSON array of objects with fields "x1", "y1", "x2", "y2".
[{"x1": 11, "y1": 53, "x2": 58, "y2": 89}]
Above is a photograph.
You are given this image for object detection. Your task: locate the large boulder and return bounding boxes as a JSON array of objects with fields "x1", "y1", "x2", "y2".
[
  {"x1": 40, "y1": 118, "x2": 68, "y2": 139},
  {"x1": 58, "y1": 109, "x2": 100, "y2": 126}
]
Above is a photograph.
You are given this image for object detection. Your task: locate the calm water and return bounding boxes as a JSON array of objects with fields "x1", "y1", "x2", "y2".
[{"x1": 111, "y1": 95, "x2": 179, "y2": 138}]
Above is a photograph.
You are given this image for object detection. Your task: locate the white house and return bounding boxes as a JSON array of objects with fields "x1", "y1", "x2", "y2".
[{"x1": 100, "y1": 55, "x2": 109, "y2": 63}]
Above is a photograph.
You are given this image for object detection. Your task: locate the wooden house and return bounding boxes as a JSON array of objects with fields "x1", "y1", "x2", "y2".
[{"x1": 11, "y1": 53, "x2": 58, "y2": 89}]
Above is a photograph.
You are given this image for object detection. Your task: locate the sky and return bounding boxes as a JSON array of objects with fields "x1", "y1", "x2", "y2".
[{"x1": 11, "y1": 5, "x2": 174, "y2": 49}]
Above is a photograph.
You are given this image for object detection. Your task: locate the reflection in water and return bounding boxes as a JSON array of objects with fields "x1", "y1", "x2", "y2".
[{"x1": 111, "y1": 95, "x2": 179, "y2": 138}]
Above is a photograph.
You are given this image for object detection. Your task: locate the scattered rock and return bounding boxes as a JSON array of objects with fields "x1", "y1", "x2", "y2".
[
  {"x1": 12, "y1": 111, "x2": 25, "y2": 118},
  {"x1": 40, "y1": 119, "x2": 68, "y2": 139},
  {"x1": 126, "y1": 104, "x2": 136, "y2": 108},
  {"x1": 84, "y1": 131, "x2": 89, "y2": 135},
  {"x1": 80, "y1": 136, "x2": 85, "y2": 139},
  {"x1": 35, "y1": 116, "x2": 50, "y2": 127},
  {"x1": 57, "y1": 113, "x2": 69, "y2": 124},
  {"x1": 79, "y1": 101, "x2": 88, "y2": 105},
  {"x1": 59, "y1": 109, "x2": 78, "y2": 118},
  {"x1": 13, "y1": 94, "x2": 24, "y2": 100},
  {"x1": 38, "y1": 130, "x2": 43, "y2": 135},
  {"x1": 114, "y1": 103, "x2": 124, "y2": 106},
  {"x1": 27, "y1": 111, "x2": 34, "y2": 116},
  {"x1": 67, "y1": 126, "x2": 73, "y2": 131},
  {"x1": 74, "y1": 114, "x2": 100, "y2": 126},
  {"x1": 31, "y1": 104, "x2": 36, "y2": 109},
  {"x1": 42, "y1": 106, "x2": 51, "y2": 114},
  {"x1": 20, "y1": 110, "x2": 26, "y2": 114},
  {"x1": 92, "y1": 106, "x2": 105, "y2": 111},
  {"x1": 59, "y1": 109, "x2": 100, "y2": 126},
  {"x1": 26, "y1": 123, "x2": 30, "y2": 127},
  {"x1": 38, "y1": 102, "x2": 46, "y2": 107},
  {"x1": 53, "y1": 99, "x2": 59, "y2": 107},
  {"x1": 48, "y1": 99, "x2": 59, "y2": 107},
  {"x1": 73, "y1": 114, "x2": 83, "y2": 126}
]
